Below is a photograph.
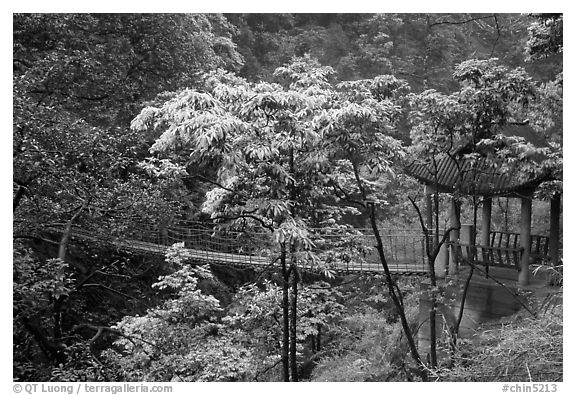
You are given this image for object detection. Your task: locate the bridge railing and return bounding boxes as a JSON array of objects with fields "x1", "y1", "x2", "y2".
[
  {"x1": 55, "y1": 222, "x2": 430, "y2": 274},
  {"x1": 299, "y1": 229, "x2": 428, "y2": 273},
  {"x1": 131, "y1": 223, "x2": 430, "y2": 273}
]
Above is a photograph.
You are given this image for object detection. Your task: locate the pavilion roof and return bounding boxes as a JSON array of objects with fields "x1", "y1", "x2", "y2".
[{"x1": 405, "y1": 124, "x2": 553, "y2": 197}]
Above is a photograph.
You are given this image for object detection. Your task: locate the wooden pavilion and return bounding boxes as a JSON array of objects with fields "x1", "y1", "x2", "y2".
[{"x1": 406, "y1": 124, "x2": 561, "y2": 286}]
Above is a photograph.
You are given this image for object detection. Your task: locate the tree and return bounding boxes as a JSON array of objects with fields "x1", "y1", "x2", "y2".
[
  {"x1": 13, "y1": 13, "x2": 245, "y2": 238},
  {"x1": 102, "y1": 243, "x2": 347, "y2": 381},
  {"x1": 226, "y1": 14, "x2": 541, "y2": 92},
  {"x1": 523, "y1": 13, "x2": 563, "y2": 198},
  {"x1": 524, "y1": 13, "x2": 563, "y2": 62},
  {"x1": 131, "y1": 55, "x2": 426, "y2": 380},
  {"x1": 13, "y1": 14, "x2": 243, "y2": 126},
  {"x1": 408, "y1": 57, "x2": 560, "y2": 199},
  {"x1": 13, "y1": 13, "x2": 245, "y2": 381},
  {"x1": 311, "y1": 74, "x2": 430, "y2": 380},
  {"x1": 406, "y1": 57, "x2": 561, "y2": 366},
  {"x1": 131, "y1": 56, "x2": 347, "y2": 380},
  {"x1": 104, "y1": 244, "x2": 252, "y2": 381}
]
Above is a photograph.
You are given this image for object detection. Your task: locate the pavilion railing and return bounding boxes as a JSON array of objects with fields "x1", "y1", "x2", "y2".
[
  {"x1": 489, "y1": 230, "x2": 549, "y2": 260},
  {"x1": 448, "y1": 241, "x2": 524, "y2": 271}
]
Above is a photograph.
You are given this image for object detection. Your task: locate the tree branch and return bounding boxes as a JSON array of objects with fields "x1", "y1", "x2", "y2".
[
  {"x1": 79, "y1": 283, "x2": 155, "y2": 311},
  {"x1": 13, "y1": 234, "x2": 60, "y2": 245},
  {"x1": 254, "y1": 358, "x2": 282, "y2": 382},
  {"x1": 409, "y1": 195, "x2": 459, "y2": 260},
  {"x1": 428, "y1": 14, "x2": 496, "y2": 28},
  {"x1": 189, "y1": 174, "x2": 243, "y2": 197},
  {"x1": 13, "y1": 58, "x2": 33, "y2": 68},
  {"x1": 212, "y1": 212, "x2": 275, "y2": 232},
  {"x1": 351, "y1": 160, "x2": 368, "y2": 200},
  {"x1": 13, "y1": 184, "x2": 29, "y2": 212},
  {"x1": 330, "y1": 181, "x2": 366, "y2": 208},
  {"x1": 461, "y1": 258, "x2": 537, "y2": 318},
  {"x1": 72, "y1": 260, "x2": 121, "y2": 292},
  {"x1": 490, "y1": 14, "x2": 502, "y2": 57},
  {"x1": 72, "y1": 323, "x2": 159, "y2": 350}
]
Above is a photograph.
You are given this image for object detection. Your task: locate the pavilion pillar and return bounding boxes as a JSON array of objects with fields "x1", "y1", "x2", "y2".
[
  {"x1": 481, "y1": 197, "x2": 492, "y2": 248},
  {"x1": 518, "y1": 197, "x2": 532, "y2": 286},
  {"x1": 549, "y1": 193, "x2": 561, "y2": 267},
  {"x1": 448, "y1": 197, "x2": 461, "y2": 275},
  {"x1": 434, "y1": 242, "x2": 449, "y2": 279},
  {"x1": 425, "y1": 185, "x2": 435, "y2": 267},
  {"x1": 460, "y1": 224, "x2": 475, "y2": 261},
  {"x1": 426, "y1": 185, "x2": 447, "y2": 277},
  {"x1": 425, "y1": 185, "x2": 433, "y2": 232}
]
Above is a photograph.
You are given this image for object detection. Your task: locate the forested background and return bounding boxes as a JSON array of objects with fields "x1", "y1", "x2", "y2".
[{"x1": 13, "y1": 13, "x2": 562, "y2": 382}]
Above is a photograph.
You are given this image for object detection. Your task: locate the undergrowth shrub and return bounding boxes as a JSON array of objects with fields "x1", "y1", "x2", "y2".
[
  {"x1": 311, "y1": 276, "x2": 422, "y2": 381},
  {"x1": 433, "y1": 292, "x2": 562, "y2": 382}
]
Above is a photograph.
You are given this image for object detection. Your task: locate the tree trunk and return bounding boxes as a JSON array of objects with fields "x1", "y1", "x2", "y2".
[
  {"x1": 22, "y1": 317, "x2": 66, "y2": 364},
  {"x1": 428, "y1": 297, "x2": 438, "y2": 368},
  {"x1": 286, "y1": 146, "x2": 300, "y2": 381},
  {"x1": 449, "y1": 263, "x2": 475, "y2": 359},
  {"x1": 434, "y1": 191, "x2": 440, "y2": 248},
  {"x1": 368, "y1": 203, "x2": 427, "y2": 381},
  {"x1": 289, "y1": 263, "x2": 299, "y2": 382},
  {"x1": 58, "y1": 199, "x2": 90, "y2": 272},
  {"x1": 424, "y1": 243, "x2": 438, "y2": 369},
  {"x1": 410, "y1": 194, "x2": 458, "y2": 370},
  {"x1": 429, "y1": 193, "x2": 439, "y2": 368},
  {"x1": 280, "y1": 244, "x2": 290, "y2": 382},
  {"x1": 54, "y1": 199, "x2": 90, "y2": 339},
  {"x1": 13, "y1": 184, "x2": 27, "y2": 212}
]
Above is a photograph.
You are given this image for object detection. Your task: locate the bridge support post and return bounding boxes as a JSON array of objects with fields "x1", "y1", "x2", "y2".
[{"x1": 519, "y1": 197, "x2": 532, "y2": 286}]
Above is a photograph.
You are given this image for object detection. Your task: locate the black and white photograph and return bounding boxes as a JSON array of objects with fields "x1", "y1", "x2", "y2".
[{"x1": 11, "y1": 7, "x2": 565, "y2": 388}]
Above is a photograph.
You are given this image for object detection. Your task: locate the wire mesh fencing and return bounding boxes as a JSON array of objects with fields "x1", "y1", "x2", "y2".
[{"x1": 57, "y1": 222, "x2": 430, "y2": 274}]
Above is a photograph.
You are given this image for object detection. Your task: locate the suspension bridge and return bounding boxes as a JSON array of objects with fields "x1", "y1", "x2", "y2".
[
  {"x1": 53, "y1": 221, "x2": 549, "y2": 276},
  {"x1": 55, "y1": 222, "x2": 431, "y2": 275}
]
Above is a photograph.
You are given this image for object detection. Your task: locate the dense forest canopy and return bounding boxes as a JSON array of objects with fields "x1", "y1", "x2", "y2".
[
  {"x1": 13, "y1": 12, "x2": 563, "y2": 231},
  {"x1": 13, "y1": 13, "x2": 562, "y2": 382}
]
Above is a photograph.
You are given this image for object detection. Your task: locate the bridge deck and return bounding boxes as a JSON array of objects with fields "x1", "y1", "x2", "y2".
[
  {"x1": 47, "y1": 222, "x2": 551, "y2": 277},
  {"x1": 63, "y1": 227, "x2": 428, "y2": 275}
]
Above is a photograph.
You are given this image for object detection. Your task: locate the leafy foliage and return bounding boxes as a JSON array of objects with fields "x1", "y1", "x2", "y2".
[
  {"x1": 104, "y1": 244, "x2": 228, "y2": 381},
  {"x1": 103, "y1": 245, "x2": 348, "y2": 381},
  {"x1": 13, "y1": 13, "x2": 244, "y2": 382},
  {"x1": 311, "y1": 276, "x2": 422, "y2": 381},
  {"x1": 407, "y1": 58, "x2": 561, "y2": 195},
  {"x1": 13, "y1": 13, "x2": 245, "y2": 238},
  {"x1": 525, "y1": 14, "x2": 563, "y2": 62},
  {"x1": 13, "y1": 14, "x2": 242, "y2": 126},
  {"x1": 132, "y1": 56, "x2": 359, "y2": 273}
]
